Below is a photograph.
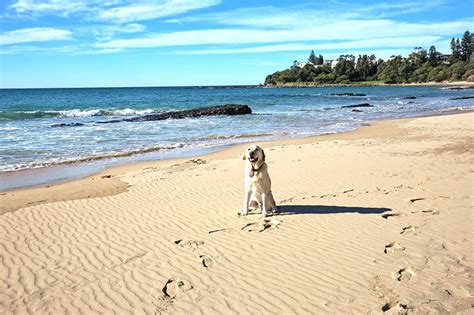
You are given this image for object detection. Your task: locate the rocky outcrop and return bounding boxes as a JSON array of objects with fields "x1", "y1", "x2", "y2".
[
  {"x1": 123, "y1": 104, "x2": 252, "y2": 122},
  {"x1": 96, "y1": 104, "x2": 252, "y2": 124}
]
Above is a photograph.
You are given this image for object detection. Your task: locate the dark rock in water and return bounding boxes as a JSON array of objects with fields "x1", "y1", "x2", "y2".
[
  {"x1": 96, "y1": 119, "x2": 121, "y2": 124},
  {"x1": 330, "y1": 93, "x2": 366, "y2": 96},
  {"x1": 404, "y1": 96, "x2": 417, "y2": 99},
  {"x1": 448, "y1": 86, "x2": 474, "y2": 90},
  {"x1": 341, "y1": 103, "x2": 373, "y2": 108},
  {"x1": 123, "y1": 104, "x2": 252, "y2": 122},
  {"x1": 352, "y1": 109, "x2": 363, "y2": 112},
  {"x1": 449, "y1": 96, "x2": 474, "y2": 100},
  {"x1": 51, "y1": 122, "x2": 85, "y2": 127}
]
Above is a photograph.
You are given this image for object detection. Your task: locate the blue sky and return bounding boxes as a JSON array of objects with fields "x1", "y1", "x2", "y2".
[{"x1": 0, "y1": 0, "x2": 472, "y2": 88}]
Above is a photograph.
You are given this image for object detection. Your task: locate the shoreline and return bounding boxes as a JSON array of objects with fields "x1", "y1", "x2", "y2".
[
  {"x1": 2, "y1": 106, "x2": 472, "y2": 193},
  {"x1": 1, "y1": 111, "x2": 472, "y2": 313},
  {"x1": 1, "y1": 110, "x2": 471, "y2": 215},
  {"x1": 262, "y1": 80, "x2": 474, "y2": 88},
  {"x1": 2, "y1": 81, "x2": 473, "y2": 90}
]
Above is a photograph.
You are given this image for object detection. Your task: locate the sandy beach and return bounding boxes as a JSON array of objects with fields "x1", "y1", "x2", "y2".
[{"x1": 0, "y1": 112, "x2": 473, "y2": 314}]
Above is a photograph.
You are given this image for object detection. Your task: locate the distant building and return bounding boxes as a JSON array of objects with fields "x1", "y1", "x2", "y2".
[
  {"x1": 381, "y1": 57, "x2": 395, "y2": 62},
  {"x1": 292, "y1": 61, "x2": 324, "y2": 69},
  {"x1": 295, "y1": 62, "x2": 313, "y2": 68},
  {"x1": 436, "y1": 54, "x2": 450, "y2": 63}
]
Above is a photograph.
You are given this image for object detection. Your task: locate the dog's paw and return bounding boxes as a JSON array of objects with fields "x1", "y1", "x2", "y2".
[{"x1": 240, "y1": 210, "x2": 249, "y2": 216}]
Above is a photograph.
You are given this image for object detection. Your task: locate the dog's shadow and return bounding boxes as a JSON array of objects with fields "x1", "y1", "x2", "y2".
[{"x1": 276, "y1": 205, "x2": 390, "y2": 215}]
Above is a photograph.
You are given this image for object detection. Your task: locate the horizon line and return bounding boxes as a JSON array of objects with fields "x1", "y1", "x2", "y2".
[{"x1": 0, "y1": 84, "x2": 264, "y2": 90}]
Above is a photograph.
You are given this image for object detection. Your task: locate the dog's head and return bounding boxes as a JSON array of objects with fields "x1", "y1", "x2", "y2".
[{"x1": 243, "y1": 145, "x2": 265, "y2": 166}]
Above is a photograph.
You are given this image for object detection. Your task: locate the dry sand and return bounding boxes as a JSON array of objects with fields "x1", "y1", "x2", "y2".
[{"x1": 1, "y1": 112, "x2": 473, "y2": 314}]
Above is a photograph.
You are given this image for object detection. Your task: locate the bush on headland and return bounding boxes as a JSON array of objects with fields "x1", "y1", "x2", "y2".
[{"x1": 265, "y1": 30, "x2": 474, "y2": 86}]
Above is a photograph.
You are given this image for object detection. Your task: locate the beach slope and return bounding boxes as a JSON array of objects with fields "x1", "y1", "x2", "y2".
[{"x1": 1, "y1": 113, "x2": 473, "y2": 313}]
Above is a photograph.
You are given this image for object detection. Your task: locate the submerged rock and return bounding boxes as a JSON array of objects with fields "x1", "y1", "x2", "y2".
[
  {"x1": 123, "y1": 104, "x2": 252, "y2": 122},
  {"x1": 330, "y1": 93, "x2": 367, "y2": 96},
  {"x1": 449, "y1": 96, "x2": 474, "y2": 100},
  {"x1": 51, "y1": 122, "x2": 85, "y2": 127},
  {"x1": 448, "y1": 86, "x2": 474, "y2": 90},
  {"x1": 341, "y1": 103, "x2": 373, "y2": 108}
]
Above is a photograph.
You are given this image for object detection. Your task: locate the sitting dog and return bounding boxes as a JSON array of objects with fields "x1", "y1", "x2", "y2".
[{"x1": 242, "y1": 145, "x2": 277, "y2": 217}]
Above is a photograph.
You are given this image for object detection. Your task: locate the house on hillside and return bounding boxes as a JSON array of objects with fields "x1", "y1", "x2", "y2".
[
  {"x1": 292, "y1": 61, "x2": 325, "y2": 69},
  {"x1": 436, "y1": 54, "x2": 450, "y2": 64}
]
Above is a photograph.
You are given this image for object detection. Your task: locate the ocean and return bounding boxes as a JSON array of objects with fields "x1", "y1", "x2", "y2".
[{"x1": 0, "y1": 85, "x2": 472, "y2": 190}]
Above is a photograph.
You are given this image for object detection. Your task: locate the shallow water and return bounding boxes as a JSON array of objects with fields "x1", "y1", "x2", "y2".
[{"x1": 0, "y1": 85, "x2": 472, "y2": 177}]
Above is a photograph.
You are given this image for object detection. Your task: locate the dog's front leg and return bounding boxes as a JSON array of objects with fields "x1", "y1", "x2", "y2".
[
  {"x1": 242, "y1": 189, "x2": 251, "y2": 216},
  {"x1": 261, "y1": 192, "x2": 268, "y2": 217}
]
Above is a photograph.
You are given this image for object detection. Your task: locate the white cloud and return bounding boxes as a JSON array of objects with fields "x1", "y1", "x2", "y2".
[
  {"x1": 0, "y1": 27, "x2": 73, "y2": 45},
  {"x1": 97, "y1": 20, "x2": 472, "y2": 49},
  {"x1": 1, "y1": 0, "x2": 469, "y2": 58},
  {"x1": 88, "y1": 23, "x2": 146, "y2": 39},
  {"x1": 166, "y1": 5, "x2": 352, "y2": 29},
  {"x1": 0, "y1": 44, "x2": 122, "y2": 55},
  {"x1": 7, "y1": 0, "x2": 221, "y2": 23},
  {"x1": 8, "y1": 0, "x2": 90, "y2": 16},
  {"x1": 166, "y1": 1, "x2": 447, "y2": 28},
  {"x1": 169, "y1": 36, "x2": 444, "y2": 55},
  {"x1": 97, "y1": 0, "x2": 221, "y2": 23}
]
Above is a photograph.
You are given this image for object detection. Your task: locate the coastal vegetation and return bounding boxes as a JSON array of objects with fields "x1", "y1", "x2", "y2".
[{"x1": 265, "y1": 31, "x2": 473, "y2": 85}]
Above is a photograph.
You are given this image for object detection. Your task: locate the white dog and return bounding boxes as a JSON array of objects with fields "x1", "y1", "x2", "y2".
[{"x1": 242, "y1": 145, "x2": 277, "y2": 217}]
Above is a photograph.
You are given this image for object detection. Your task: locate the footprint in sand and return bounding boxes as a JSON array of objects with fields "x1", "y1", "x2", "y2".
[
  {"x1": 381, "y1": 300, "x2": 398, "y2": 312},
  {"x1": 242, "y1": 219, "x2": 281, "y2": 232},
  {"x1": 174, "y1": 239, "x2": 204, "y2": 248},
  {"x1": 421, "y1": 209, "x2": 439, "y2": 215},
  {"x1": 381, "y1": 213, "x2": 404, "y2": 219},
  {"x1": 190, "y1": 158, "x2": 206, "y2": 165},
  {"x1": 400, "y1": 225, "x2": 418, "y2": 235},
  {"x1": 409, "y1": 197, "x2": 426, "y2": 203},
  {"x1": 382, "y1": 301, "x2": 412, "y2": 313},
  {"x1": 384, "y1": 242, "x2": 405, "y2": 254},
  {"x1": 154, "y1": 277, "x2": 193, "y2": 313},
  {"x1": 199, "y1": 255, "x2": 216, "y2": 268},
  {"x1": 396, "y1": 267, "x2": 415, "y2": 282},
  {"x1": 208, "y1": 228, "x2": 232, "y2": 234},
  {"x1": 162, "y1": 277, "x2": 193, "y2": 298}
]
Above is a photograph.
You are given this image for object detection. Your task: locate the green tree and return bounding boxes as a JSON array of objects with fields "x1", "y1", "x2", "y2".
[
  {"x1": 377, "y1": 56, "x2": 405, "y2": 83},
  {"x1": 411, "y1": 64, "x2": 432, "y2": 82},
  {"x1": 456, "y1": 39, "x2": 462, "y2": 57},
  {"x1": 449, "y1": 61, "x2": 467, "y2": 80},
  {"x1": 314, "y1": 73, "x2": 336, "y2": 83},
  {"x1": 409, "y1": 47, "x2": 427, "y2": 66},
  {"x1": 317, "y1": 54, "x2": 324, "y2": 65},
  {"x1": 461, "y1": 30, "x2": 472, "y2": 61},
  {"x1": 428, "y1": 45, "x2": 438, "y2": 66},
  {"x1": 308, "y1": 50, "x2": 317, "y2": 64},
  {"x1": 299, "y1": 64, "x2": 319, "y2": 82},
  {"x1": 450, "y1": 38, "x2": 458, "y2": 59},
  {"x1": 427, "y1": 66, "x2": 449, "y2": 82}
]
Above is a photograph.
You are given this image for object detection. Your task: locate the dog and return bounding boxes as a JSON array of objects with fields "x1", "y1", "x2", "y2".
[{"x1": 242, "y1": 145, "x2": 277, "y2": 217}]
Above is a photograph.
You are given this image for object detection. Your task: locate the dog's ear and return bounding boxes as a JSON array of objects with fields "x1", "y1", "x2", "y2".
[{"x1": 261, "y1": 149, "x2": 266, "y2": 162}]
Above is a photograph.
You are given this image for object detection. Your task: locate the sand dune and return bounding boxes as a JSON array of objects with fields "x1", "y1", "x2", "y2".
[{"x1": 1, "y1": 113, "x2": 473, "y2": 314}]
